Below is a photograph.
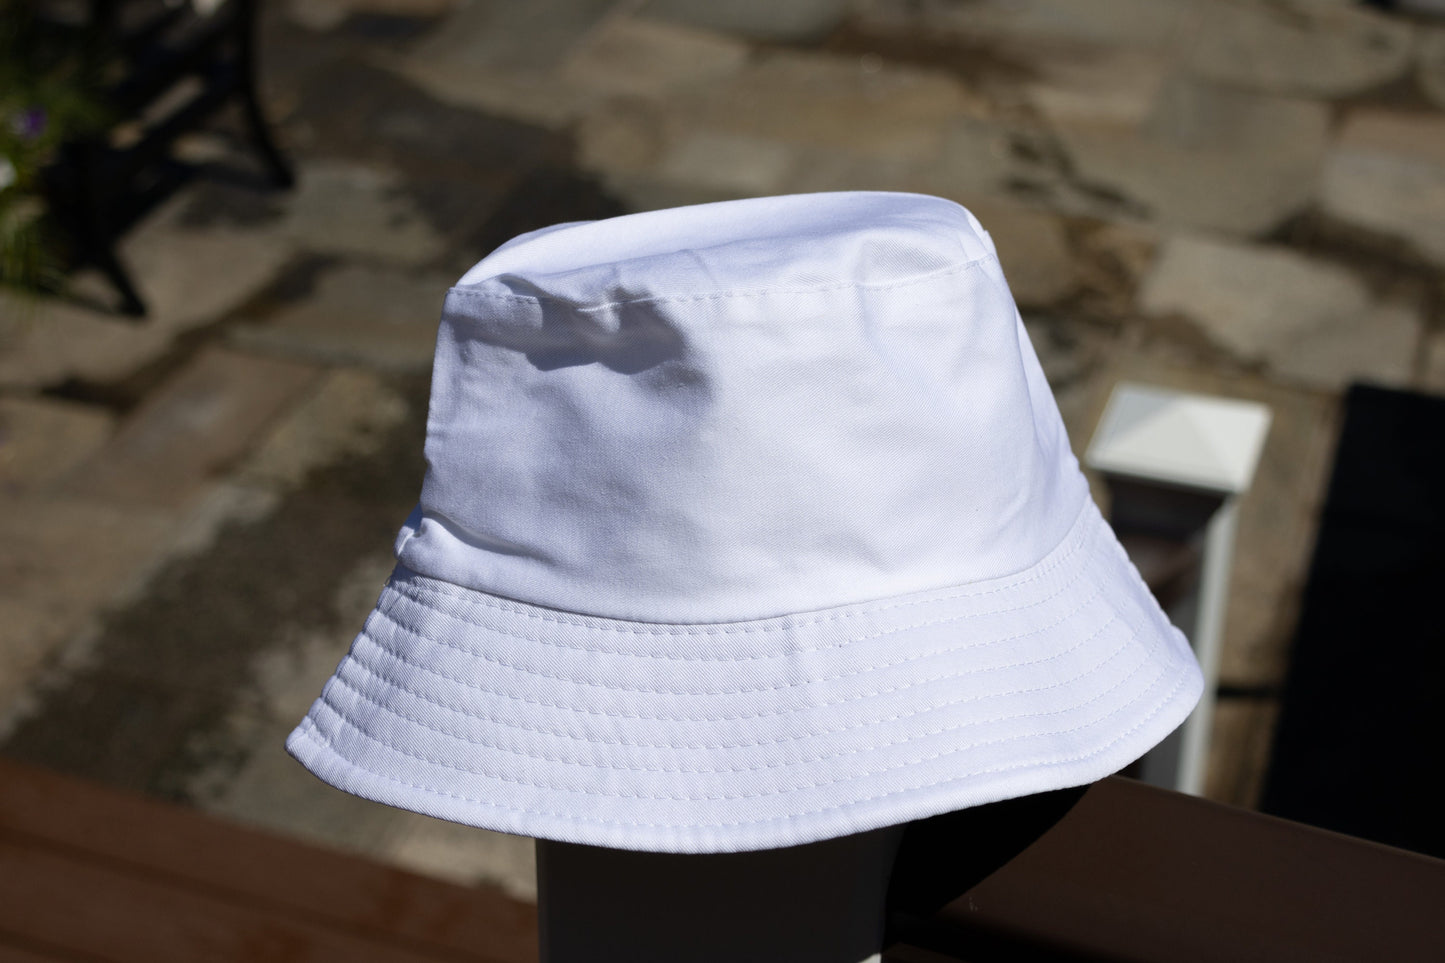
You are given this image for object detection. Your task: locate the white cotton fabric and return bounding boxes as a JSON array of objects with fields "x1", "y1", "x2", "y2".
[{"x1": 287, "y1": 192, "x2": 1203, "y2": 853}]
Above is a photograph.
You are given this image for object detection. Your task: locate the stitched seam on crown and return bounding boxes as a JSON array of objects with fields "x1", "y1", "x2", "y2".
[
  {"x1": 365, "y1": 579, "x2": 1103, "y2": 697},
  {"x1": 334, "y1": 615, "x2": 1130, "y2": 752},
  {"x1": 295, "y1": 667, "x2": 1188, "y2": 823},
  {"x1": 444, "y1": 257, "x2": 992, "y2": 311},
  {"x1": 381, "y1": 538, "x2": 1094, "y2": 662},
  {"x1": 322, "y1": 637, "x2": 1142, "y2": 779},
  {"x1": 388, "y1": 499, "x2": 1098, "y2": 638}
]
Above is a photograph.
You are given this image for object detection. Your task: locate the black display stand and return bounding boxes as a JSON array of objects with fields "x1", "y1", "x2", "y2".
[
  {"x1": 43, "y1": 0, "x2": 293, "y2": 316},
  {"x1": 1260, "y1": 383, "x2": 1445, "y2": 859}
]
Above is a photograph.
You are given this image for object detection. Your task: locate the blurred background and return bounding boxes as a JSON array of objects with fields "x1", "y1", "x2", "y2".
[{"x1": 2, "y1": 0, "x2": 1443, "y2": 902}]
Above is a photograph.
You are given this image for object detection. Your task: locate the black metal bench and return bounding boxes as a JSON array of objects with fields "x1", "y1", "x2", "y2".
[{"x1": 42, "y1": 0, "x2": 292, "y2": 316}]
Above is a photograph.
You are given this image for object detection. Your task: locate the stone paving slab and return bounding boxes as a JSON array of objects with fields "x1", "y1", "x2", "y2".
[
  {"x1": 567, "y1": 32, "x2": 1002, "y2": 200},
  {"x1": 0, "y1": 497, "x2": 178, "y2": 739},
  {"x1": 1417, "y1": 26, "x2": 1445, "y2": 110},
  {"x1": 1057, "y1": 77, "x2": 1330, "y2": 235},
  {"x1": 1, "y1": 378, "x2": 429, "y2": 789},
  {"x1": 229, "y1": 264, "x2": 452, "y2": 372},
  {"x1": 857, "y1": 0, "x2": 1204, "y2": 51},
  {"x1": 1072, "y1": 219, "x2": 1163, "y2": 318},
  {"x1": 62, "y1": 348, "x2": 321, "y2": 508},
  {"x1": 0, "y1": 398, "x2": 115, "y2": 495},
  {"x1": 778, "y1": 146, "x2": 932, "y2": 199},
  {"x1": 592, "y1": 172, "x2": 745, "y2": 219},
  {"x1": 390, "y1": 52, "x2": 589, "y2": 129},
  {"x1": 654, "y1": 130, "x2": 798, "y2": 195},
  {"x1": 296, "y1": 55, "x2": 562, "y2": 178},
  {"x1": 0, "y1": 206, "x2": 297, "y2": 391},
  {"x1": 1140, "y1": 235, "x2": 1423, "y2": 392},
  {"x1": 0, "y1": 498, "x2": 179, "y2": 628},
  {"x1": 559, "y1": 15, "x2": 750, "y2": 100},
  {"x1": 108, "y1": 201, "x2": 300, "y2": 326},
  {"x1": 1321, "y1": 110, "x2": 1445, "y2": 267},
  {"x1": 0, "y1": 481, "x2": 282, "y2": 743},
  {"x1": 386, "y1": 0, "x2": 623, "y2": 128},
  {"x1": 1187, "y1": 1, "x2": 1414, "y2": 97},
  {"x1": 277, "y1": 161, "x2": 449, "y2": 267},
  {"x1": 0, "y1": 600, "x2": 76, "y2": 740},
  {"x1": 235, "y1": 368, "x2": 411, "y2": 491},
  {"x1": 0, "y1": 397, "x2": 124, "y2": 722},
  {"x1": 684, "y1": 50, "x2": 988, "y2": 161},
  {"x1": 286, "y1": 0, "x2": 456, "y2": 33},
  {"x1": 10, "y1": 670, "x2": 255, "y2": 796},
  {"x1": 641, "y1": 0, "x2": 848, "y2": 43},
  {"x1": 1023, "y1": 45, "x2": 1170, "y2": 129},
  {"x1": 922, "y1": 117, "x2": 1037, "y2": 204},
  {"x1": 409, "y1": 0, "x2": 617, "y2": 73},
  {"x1": 575, "y1": 97, "x2": 672, "y2": 180}
]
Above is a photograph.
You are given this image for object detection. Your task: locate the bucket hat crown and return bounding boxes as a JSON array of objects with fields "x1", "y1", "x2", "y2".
[{"x1": 289, "y1": 192, "x2": 1202, "y2": 853}]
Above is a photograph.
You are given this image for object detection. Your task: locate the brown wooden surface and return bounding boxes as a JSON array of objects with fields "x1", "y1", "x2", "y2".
[
  {"x1": 14, "y1": 754, "x2": 1440, "y2": 962},
  {"x1": 0, "y1": 756, "x2": 537, "y2": 963},
  {"x1": 891, "y1": 775, "x2": 1445, "y2": 963},
  {"x1": 0, "y1": 945, "x2": 70, "y2": 963}
]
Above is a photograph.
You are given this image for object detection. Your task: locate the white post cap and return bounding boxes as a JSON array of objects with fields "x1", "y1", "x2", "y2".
[{"x1": 1086, "y1": 383, "x2": 1272, "y2": 495}]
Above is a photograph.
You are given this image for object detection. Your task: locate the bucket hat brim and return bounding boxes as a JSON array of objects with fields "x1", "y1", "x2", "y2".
[{"x1": 287, "y1": 496, "x2": 1201, "y2": 854}]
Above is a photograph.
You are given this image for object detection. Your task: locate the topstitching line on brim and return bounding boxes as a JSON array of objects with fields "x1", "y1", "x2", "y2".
[
  {"x1": 348, "y1": 590, "x2": 1114, "y2": 726},
  {"x1": 320, "y1": 636, "x2": 1146, "y2": 779},
  {"x1": 364, "y1": 578, "x2": 1106, "y2": 698},
  {"x1": 387, "y1": 499, "x2": 1099, "y2": 640},
  {"x1": 291, "y1": 669, "x2": 1190, "y2": 831},
  {"x1": 335, "y1": 613, "x2": 1132, "y2": 752},
  {"x1": 310, "y1": 652, "x2": 1165, "y2": 801}
]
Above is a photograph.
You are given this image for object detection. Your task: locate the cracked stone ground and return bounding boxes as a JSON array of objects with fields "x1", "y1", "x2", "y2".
[{"x1": 4, "y1": 0, "x2": 1445, "y2": 896}]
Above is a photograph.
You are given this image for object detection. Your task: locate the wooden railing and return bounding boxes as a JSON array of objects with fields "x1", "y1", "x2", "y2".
[
  {"x1": 0, "y1": 757, "x2": 536, "y2": 962},
  {"x1": 884, "y1": 776, "x2": 1445, "y2": 962},
  {"x1": 3, "y1": 757, "x2": 1441, "y2": 961}
]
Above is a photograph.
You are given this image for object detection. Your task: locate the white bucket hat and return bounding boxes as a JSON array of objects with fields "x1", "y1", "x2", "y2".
[{"x1": 287, "y1": 192, "x2": 1202, "y2": 854}]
